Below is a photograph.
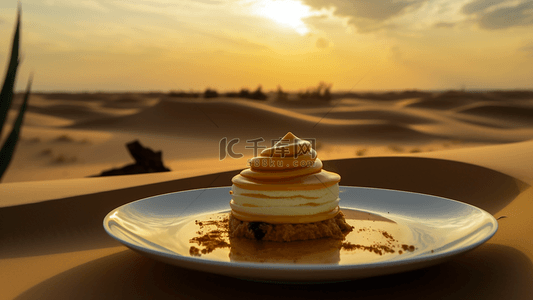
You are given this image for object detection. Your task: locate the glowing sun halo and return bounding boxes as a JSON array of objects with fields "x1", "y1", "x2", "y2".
[{"x1": 252, "y1": 0, "x2": 314, "y2": 35}]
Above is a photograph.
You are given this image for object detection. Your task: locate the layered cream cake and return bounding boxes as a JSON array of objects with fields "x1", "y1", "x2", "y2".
[{"x1": 229, "y1": 132, "x2": 353, "y2": 242}]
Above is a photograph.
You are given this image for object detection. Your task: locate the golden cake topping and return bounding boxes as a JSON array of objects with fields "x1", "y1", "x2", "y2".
[
  {"x1": 233, "y1": 132, "x2": 340, "y2": 190},
  {"x1": 230, "y1": 132, "x2": 341, "y2": 223}
]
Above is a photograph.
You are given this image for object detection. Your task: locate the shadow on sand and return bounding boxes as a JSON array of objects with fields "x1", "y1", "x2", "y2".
[{"x1": 14, "y1": 243, "x2": 533, "y2": 300}]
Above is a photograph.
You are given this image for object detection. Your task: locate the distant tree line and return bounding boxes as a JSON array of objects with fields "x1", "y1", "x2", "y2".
[
  {"x1": 167, "y1": 82, "x2": 337, "y2": 102},
  {"x1": 342, "y1": 90, "x2": 430, "y2": 101},
  {"x1": 225, "y1": 86, "x2": 267, "y2": 100},
  {"x1": 297, "y1": 82, "x2": 332, "y2": 101},
  {"x1": 168, "y1": 85, "x2": 268, "y2": 100},
  {"x1": 168, "y1": 91, "x2": 201, "y2": 98}
]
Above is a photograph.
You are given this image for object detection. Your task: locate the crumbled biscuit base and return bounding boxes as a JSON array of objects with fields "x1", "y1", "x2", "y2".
[{"x1": 228, "y1": 212, "x2": 354, "y2": 242}]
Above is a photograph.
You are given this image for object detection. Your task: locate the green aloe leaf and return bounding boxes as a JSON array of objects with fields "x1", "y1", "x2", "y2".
[
  {"x1": 0, "y1": 6, "x2": 21, "y2": 138},
  {"x1": 0, "y1": 74, "x2": 32, "y2": 180}
]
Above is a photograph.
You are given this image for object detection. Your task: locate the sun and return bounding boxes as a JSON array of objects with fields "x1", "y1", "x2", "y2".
[{"x1": 251, "y1": 0, "x2": 315, "y2": 35}]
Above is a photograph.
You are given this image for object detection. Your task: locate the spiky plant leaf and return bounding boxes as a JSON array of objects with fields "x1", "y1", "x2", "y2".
[
  {"x1": 0, "y1": 74, "x2": 32, "y2": 180},
  {"x1": 0, "y1": 7, "x2": 20, "y2": 138}
]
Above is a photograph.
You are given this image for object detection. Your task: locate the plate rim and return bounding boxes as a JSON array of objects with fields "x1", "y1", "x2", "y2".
[{"x1": 103, "y1": 186, "x2": 498, "y2": 273}]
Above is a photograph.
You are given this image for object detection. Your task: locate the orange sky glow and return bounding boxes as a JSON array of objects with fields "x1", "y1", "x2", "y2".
[{"x1": 0, "y1": 0, "x2": 532, "y2": 92}]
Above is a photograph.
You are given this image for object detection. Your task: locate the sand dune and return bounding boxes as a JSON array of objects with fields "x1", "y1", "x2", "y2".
[
  {"x1": 68, "y1": 95, "x2": 533, "y2": 144},
  {"x1": 36, "y1": 92, "x2": 127, "y2": 102},
  {"x1": 2, "y1": 91, "x2": 533, "y2": 298},
  {"x1": 0, "y1": 146, "x2": 529, "y2": 258},
  {"x1": 414, "y1": 139, "x2": 533, "y2": 183},
  {"x1": 69, "y1": 97, "x2": 439, "y2": 143},
  {"x1": 403, "y1": 90, "x2": 533, "y2": 110},
  {"x1": 304, "y1": 109, "x2": 435, "y2": 124},
  {"x1": 100, "y1": 94, "x2": 159, "y2": 109},
  {"x1": 6, "y1": 110, "x2": 73, "y2": 128},
  {"x1": 1, "y1": 138, "x2": 532, "y2": 299},
  {"x1": 406, "y1": 94, "x2": 483, "y2": 110},
  {"x1": 457, "y1": 104, "x2": 533, "y2": 126},
  {"x1": 29, "y1": 104, "x2": 120, "y2": 121},
  {"x1": 9, "y1": 244, "x2": 533, "y2": 300},
  {"x1": 2, "y1": 91, "x2": 533, "y2": 183}
]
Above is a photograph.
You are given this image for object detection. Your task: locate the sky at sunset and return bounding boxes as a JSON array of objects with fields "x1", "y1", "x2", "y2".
[{"x1": 0, "y1": 0, "x2": 532, "y2": 92}]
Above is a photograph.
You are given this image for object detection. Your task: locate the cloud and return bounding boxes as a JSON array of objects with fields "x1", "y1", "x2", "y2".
[
  {"x1": 315, "y1": 37, "x2": 329, "y2": 48},
  {"x1": 301, "y1": 0, "x2": 533, "y2": 33},
  {"x1": 304, "y1": 14, "x2": 343, "y2": 31},
  {"x1": 111, "y1": 0, "x2": 225, "y2": 14},
  {"x1": 45, "y1": 0, "x2": 110, "y2": 13},
  {"x1": 302, "y1": 0, "x2": 427, "y2": 32},
  {"x1": 461, "y1": 0, "x2": 533, "y2": 30},
  {"x1": 462, "y1": 0, "x2": 510, "y2": 15},
  {"x1": 198, "y1": 30, "x2": 269, "y2": 51},
  {"x1": 478, "y1": 1, "x2": 533, "y2": 29},
  {"x1": 193, "y1": 0, "x2": 223, "y2": 3},
  {"x1": 303, "y1": 0, "x2": 423, "y2": 21},
  {"x1": 433, "y1": 21, "x2": 456, "y2": 28},
  {"x1": 78, "y1": 0, "x2": 110, "y2": 13},
  {"x1": 389, "y1": 45, "x2": 402, "y2": 62},
  {"x1": 518, "y1": 43, "x2": 533, "y2": 56}
]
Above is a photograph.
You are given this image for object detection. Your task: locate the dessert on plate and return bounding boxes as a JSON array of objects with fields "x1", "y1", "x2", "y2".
[{"x1": 229, "y1": 132, "x2": 353, "y2": 242}]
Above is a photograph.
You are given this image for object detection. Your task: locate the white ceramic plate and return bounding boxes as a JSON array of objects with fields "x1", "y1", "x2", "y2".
[{"x1": 103, "y1": 186, "x2": 498, "y2": 282}]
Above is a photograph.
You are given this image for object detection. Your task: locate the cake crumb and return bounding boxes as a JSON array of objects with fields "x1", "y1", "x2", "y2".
[
  {"x1": 189, "y1": 216, "x2": 230, "y2": 256},
  {"x1": 228, "y1": 212, "x2": 353, "y2": 242},
  {"x1": 401, "y1": 244, "x2": 416, "y2": 252},
  {"x1": 189, "y1": 246, "x2": 201, "y2": 257},
  {"x1": 341, "y1": 229, "x2": 416, "y2": 256},
  {"x1": 189, "y1": 214, "x2": 417, "y2": 258},
  {"x1": 341, "y1": 242, "x2": 395, "y2": 255}
]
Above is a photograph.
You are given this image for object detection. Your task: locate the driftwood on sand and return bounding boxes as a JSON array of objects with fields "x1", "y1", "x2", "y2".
[{"x1": 94, "y1": 140, "x2": 170, "y2": 176}]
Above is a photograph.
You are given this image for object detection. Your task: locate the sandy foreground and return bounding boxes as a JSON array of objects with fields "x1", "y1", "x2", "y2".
[{"x1": 1, "y1": 91, "x2": 533, "y2": 299}]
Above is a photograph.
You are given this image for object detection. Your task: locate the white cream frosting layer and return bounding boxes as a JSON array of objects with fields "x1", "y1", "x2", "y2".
[{"x1": 230, "y1": 183, "x2": 339, "y2": 216}]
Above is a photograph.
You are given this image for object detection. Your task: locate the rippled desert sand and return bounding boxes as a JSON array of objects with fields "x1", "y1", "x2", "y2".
[
  {"x1": 3, "y1": 90, "x2": 533, "y2": 183},
  {"x1": 1, "y1": 90, "x2": 533, "y2": 299}
]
